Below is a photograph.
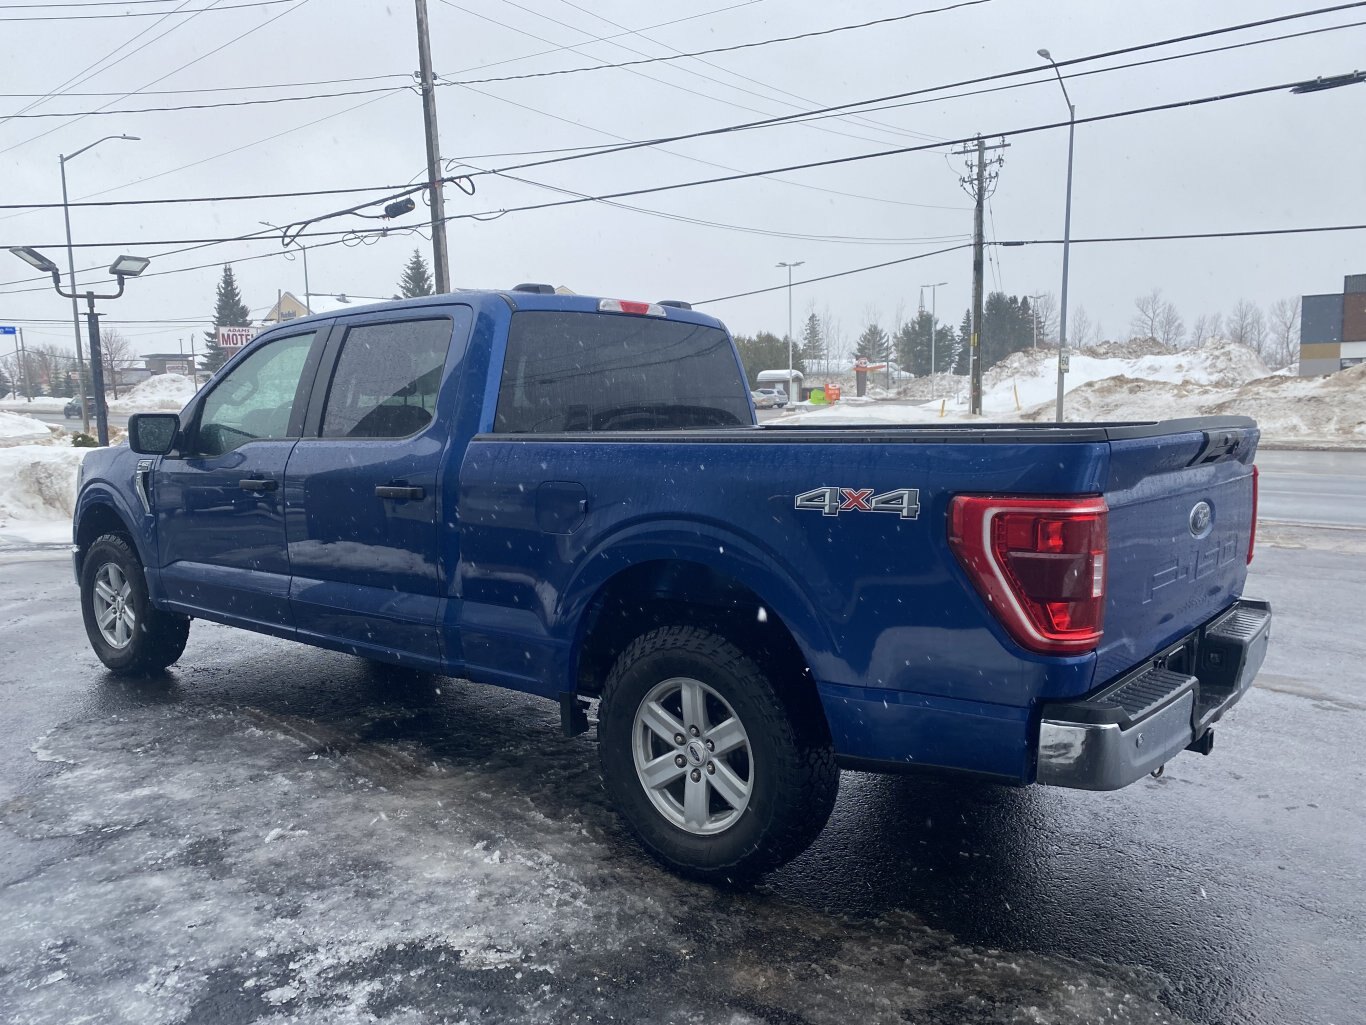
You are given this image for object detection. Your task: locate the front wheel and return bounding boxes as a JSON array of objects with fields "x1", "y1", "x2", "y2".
[
  {"x1": 80, "y1": 533, "x2": 190, "y2": 675},
  {"x1": 598, "y1": 625, "x2": 839, "y2": 883}
]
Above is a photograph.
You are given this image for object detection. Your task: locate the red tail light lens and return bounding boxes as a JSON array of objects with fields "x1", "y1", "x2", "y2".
[
  {"x1": 948, "y1": 495, "x2": 1108, "y2": 655},
  {"x1": 1247, "y1": 464, "x2": 1259, "y2": 564}
]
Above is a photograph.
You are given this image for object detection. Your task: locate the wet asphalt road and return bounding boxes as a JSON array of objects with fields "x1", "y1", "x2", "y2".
[{"x1": 1, "y1": 530, "x2": 1363, "y2": 1025}]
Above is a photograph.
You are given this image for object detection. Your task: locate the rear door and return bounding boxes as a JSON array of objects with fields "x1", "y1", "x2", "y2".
[
  {"x1": 1094, "y1": 424, "x2": 1259, "y2": 683},
  {"x1": 283, "y1": 308, "x2": 472, "y2": 665},
  {"x1": 155, "y1": 328, "x2": 325, "y2": 633}
]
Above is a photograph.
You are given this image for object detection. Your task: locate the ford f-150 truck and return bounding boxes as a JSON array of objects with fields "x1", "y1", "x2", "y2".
[{"x1": 71, "y1": 286, "x2": 1270, "y2": 881}]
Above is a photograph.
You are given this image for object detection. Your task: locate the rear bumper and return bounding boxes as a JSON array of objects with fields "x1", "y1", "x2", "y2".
[{"x1": 1036, "y1": 598, "x2": 1271, "y2": 791}]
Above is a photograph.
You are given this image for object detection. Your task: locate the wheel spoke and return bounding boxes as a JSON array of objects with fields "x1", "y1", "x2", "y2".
[
  {"x1": 96, "y1": 605, "x2": 117, "y2": 629},
  {"x1": 639, "y1": 700, "x2": 684, "y2": 745},
  {"x1": 121, "y1": 607, "x2": 137, "y2": 633},
  {"x1": 705, "y1": 717, "x2": 746, "y2": 757},
  {"x1": 117, "y1": 580, "x2": 132, "y2": 601},
  {"x1": 113, "y1": 615, "x2": 129, "y2": 646},
  {"x1": 107, "y1": 565, "x2": 124, "y2": 591},
  {"x1": 683, "y1": 774, "x2": 709, "y2": 828},
  {"x1": 709, "y1": 760, "x2": 750, "y2": 811},
  {"x1": 680, "y1": 679, "x2": 708, "y2": 734},
  {"x1": 639, "y1": 752, "x2": 686, "y2": 791},
  {"x1": 95, "y1": 581, "x2": 117, "y2": 604}
]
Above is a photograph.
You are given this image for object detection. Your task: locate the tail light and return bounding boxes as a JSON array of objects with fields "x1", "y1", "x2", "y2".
[
  {"x1": 1247, "y1": 464, "x2": 1259, "y2": 564},
  {"x1": 948, "y1": 495, "x2": 1108, "y2": 655}
]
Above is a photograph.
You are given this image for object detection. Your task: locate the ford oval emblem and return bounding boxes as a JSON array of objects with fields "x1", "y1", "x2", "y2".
[{"x1": 1189, "y1": 500, "x2": 1213, "y2": 539}]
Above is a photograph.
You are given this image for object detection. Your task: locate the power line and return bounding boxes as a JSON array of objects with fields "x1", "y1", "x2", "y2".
[
  {"x1": 695, "y1": 223, "x2": 1366, "y2": 305},
  {"x1": 470, "y1": 2, "x2": 1366, "y2": 180},
  {"x1": 0, "y1": 83, "x2": 410, "y2": 118},
  {"x1": 439, "y1": 75, "x2": 1359, "y2": 231},
  {"x1": 0, "y1": 181, "x2": 452, "y2": 211},
  {"x1": 0, "y1": 72, "x2": 409, "y2": 98},
  {"x1": 0, "y1": 0, "x2": 316, "y2": 156},
  {"x1": 0, "y1": 0, "x2": 290, "y2": 19},
  {"x1": 436, "y1": 0, "x2": 997, "y2": 88}
]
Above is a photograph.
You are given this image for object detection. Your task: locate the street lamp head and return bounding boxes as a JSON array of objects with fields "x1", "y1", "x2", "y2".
[
  {"x1": 120, "y1": 134, "x2": 141, "y2": 141},
  {"x1": 10, "y1": 246, "x2": 59, "y2": 274},
  {"x1": 1037, "y1": 48, "x2": 1052, "y2": 60},
  {"x1": 108, "y1": 254, "x2": 150, "y2": 278}
]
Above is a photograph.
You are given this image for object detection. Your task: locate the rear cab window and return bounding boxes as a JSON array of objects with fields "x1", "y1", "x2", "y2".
[{"x1": 494, "y1": 311, "x2": 752, "y2": 433}]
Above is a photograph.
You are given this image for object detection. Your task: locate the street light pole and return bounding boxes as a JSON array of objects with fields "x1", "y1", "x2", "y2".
[
  {"x1": 59, "y1": 134, "x2": 139, "y2": 433},
  {"x1": 921, "y1": 281, "x2": 947, "y2": 398},
  {"x1": 776, "y1": 260, "x2": 803, "y2": 397},
  {"x1": 1038, "y1": 49, "x2": 1074, "y2": 423}
]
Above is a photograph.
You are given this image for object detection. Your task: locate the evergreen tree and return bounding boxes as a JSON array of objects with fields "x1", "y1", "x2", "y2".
[
  {"x1": 893, "y1": 310, "x2": 952, "y2": 377},
  {"x1": 981, "y1": 292, "x2": 1037, "y2": 368},
  {"x1": 733, "y1": 331, "x2": 804, "y2": 387},
  {"x1": 202, "y1": 265, "x2": 252, "y2": 372},
  {"x1": 398, "y1": 249, "x2": 435, "y2": 298},
  {"x1": 854, "y1": 321, "x2": 891, "y2": 363},
  {"x1": 0, "y1": 361, "x2": 11, "y2": 399},
  {"x1": 798, "y1": 312, "x2": 825, "y2": 370}
]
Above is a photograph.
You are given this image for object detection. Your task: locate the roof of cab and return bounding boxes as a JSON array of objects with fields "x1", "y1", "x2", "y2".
[{"x1": 254, "y1": 288, "x2": 727, "y2": 337}]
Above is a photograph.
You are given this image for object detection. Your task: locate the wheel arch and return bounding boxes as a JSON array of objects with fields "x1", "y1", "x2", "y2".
[
  {"x1": 73, "y1": 487, "x2": 147, "y2": 580},
  {"x1": 569, "y1": 555, "x2": 832, "y2": 742}
]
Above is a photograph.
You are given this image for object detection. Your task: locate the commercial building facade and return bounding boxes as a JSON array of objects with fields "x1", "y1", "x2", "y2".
[{"x1": 1300, "y1": 273, "x2": 1366, "y2": 375}]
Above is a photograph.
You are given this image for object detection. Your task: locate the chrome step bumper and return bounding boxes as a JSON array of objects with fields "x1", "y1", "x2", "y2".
[{"x1": 1036, "y1": 598, "x2": 1271, "y2": 791}]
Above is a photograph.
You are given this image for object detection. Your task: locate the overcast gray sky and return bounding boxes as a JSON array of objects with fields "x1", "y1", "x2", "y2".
[{"x1": 1, "y1": 0, "x2": 1362, "y2": 360}]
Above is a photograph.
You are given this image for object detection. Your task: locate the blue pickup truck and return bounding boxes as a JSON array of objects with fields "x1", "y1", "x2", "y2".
[{"x1": 71, "y1": 286, "x2": 1270, "y2": 881}]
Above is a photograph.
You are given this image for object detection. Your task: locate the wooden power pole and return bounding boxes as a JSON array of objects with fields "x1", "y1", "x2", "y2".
[
  {"x1": 414, "y1": 0, "x2": 451, "y2": 293},
  {"x1": 953, "y1": 136, "x2": 1008, "y2": 415}
]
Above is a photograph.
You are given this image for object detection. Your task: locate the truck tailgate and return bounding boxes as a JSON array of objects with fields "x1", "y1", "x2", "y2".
[{"x1": 1094, "y1": 424, "x2": 1259, "y2": 684}]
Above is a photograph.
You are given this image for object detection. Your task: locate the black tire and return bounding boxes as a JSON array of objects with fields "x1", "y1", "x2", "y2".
[
  {"x1": 598, "y1": 625, "x2": 839, "y2": 883},
  {"x1": 80, "y1": 533, "x2": 190, "y2": 675}
]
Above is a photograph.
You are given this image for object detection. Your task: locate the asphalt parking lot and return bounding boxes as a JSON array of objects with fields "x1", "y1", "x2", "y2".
[{"x1": 1, "y1": 527, "x2": 1362, "y2": 1025}]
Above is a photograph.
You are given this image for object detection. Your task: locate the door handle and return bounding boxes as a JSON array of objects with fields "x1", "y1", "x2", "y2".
[
  {"x1": 238, "y1": 477, "x2": 277, "y2": 493},
  {"x1": 375, "y1": 485, "x2": 425, "y2": 500}
]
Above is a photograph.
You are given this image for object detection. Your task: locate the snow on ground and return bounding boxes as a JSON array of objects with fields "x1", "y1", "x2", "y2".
[
  {"x1": 0, "y1": 395, "x2": 66, "y2": 411},
  {"x1": 0, "y1": 409, "x2": 58, "y2": 446},
  {"x1": 109, "y1": 372, "x2": 196, "y2": 413},
  {"x1": 781, "y1": 341, "x2": 1365, "y2": 446},
  {"x1": 0, "y1": 443, "x2": 88, "y2": 545}
]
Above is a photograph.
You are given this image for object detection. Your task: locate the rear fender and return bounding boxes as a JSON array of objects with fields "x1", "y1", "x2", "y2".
[{"x1": 560, "y1": 519, "x2": 835, "y2": 692}]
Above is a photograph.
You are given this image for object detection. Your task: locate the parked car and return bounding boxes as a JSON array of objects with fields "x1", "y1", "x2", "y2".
[
  {"x1": 754, "y1": 387, "x2": 788, "y2": 408},
  {"x1": 751, "y1": 389, "x2": 778, "y2": 409},
  {"x1": 64, "y1": 396, "x2": 96, "y2": 419},
  {"x1": 71, "y1": 286, "x2": 1270, "y2": 882}
]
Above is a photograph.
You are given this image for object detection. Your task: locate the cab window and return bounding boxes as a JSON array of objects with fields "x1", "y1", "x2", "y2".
[
  {"x1": 195, "y1": 332, "x2": 316, "y2": 456},
  {"x1": 320, "y1": 319, "x2": 452, "y2": 439}
]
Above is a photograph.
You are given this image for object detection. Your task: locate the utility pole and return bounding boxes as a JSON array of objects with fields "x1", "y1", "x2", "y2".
[
  {"x1": 414, "y1": 0, "x2": 451, "y2": 293},
  {"x1": 953, "y1": 136, "x2": 1007, "y2": 415},
  {"x1": 19, "y1": 327, "x2": 32, "y2": 400}
]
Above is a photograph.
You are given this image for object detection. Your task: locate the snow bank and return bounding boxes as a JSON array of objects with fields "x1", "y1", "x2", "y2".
[
  {"x1": 109, "y1": 373, "x2": 196, "y2": 413},
  {"x1": 0, "y1": 409, "x2": 58, "y2": 446},
  {"x1": 781, "y1": 342, "x2": 1364, "y2": 446},
  {"x1": 0, "y1": 443, "x2": 89, "y2": 543}
]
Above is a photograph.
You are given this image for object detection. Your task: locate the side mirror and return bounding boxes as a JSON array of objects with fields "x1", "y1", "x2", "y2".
[{"x1": 128, "y1": 413, "x2": 180, "y2": 455}]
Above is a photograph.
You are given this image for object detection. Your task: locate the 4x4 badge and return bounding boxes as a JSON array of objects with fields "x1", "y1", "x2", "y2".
[{"x1": 795, "y1": 487, "x2": 920, "y2": 519}]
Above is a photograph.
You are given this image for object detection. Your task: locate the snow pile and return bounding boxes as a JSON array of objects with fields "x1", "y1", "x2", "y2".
[
  {"x1": 0, "y1": 396, "x2": 66, "y2": 411},
  {"x1": 0, "y1": 410, "x2": 57, "y2": 446},
  {"x1": 109, "y1": 373, "x2": 197, "y2": 413},
  {"x1": 0, "y1": 443, "x2": 88, "y2": 542}
]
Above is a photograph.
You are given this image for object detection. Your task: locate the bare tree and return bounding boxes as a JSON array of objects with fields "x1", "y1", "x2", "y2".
[
  {"x1": 1131, "y1": 288, "x2": 1164, "y2": 341},
  {"x1": 99, "y1": 329, "x2": 136, "y2": 399},
  {"x1": 1156, "y1": 303, "x2": 1186, "y2": 349},
  {"x1": 1266, "y1": 296, "x2": 1301, "y2": 369},
  {"x1": 1031, "y1": 292, "x2": 1059, "y2": 346},
  {"x1": 1071, "y1": 306, "x2": 1096, "y2": 349},
  {"x1": 1191, "y1": 313, "x2": 1223, "y2": 348},
  {"x1": 1226, "y1": 299, "x2": 1266, "y2": 355}
]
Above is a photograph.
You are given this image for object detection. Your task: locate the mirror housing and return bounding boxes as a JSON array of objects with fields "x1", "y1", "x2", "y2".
[{"x1": 127, "y1": 413, "x2": 180, "y2": 455}]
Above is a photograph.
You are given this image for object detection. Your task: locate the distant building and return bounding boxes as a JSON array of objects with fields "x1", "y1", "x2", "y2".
[
  {"x1": 142, "y1": 353, "x2": 196, "y2": 376},
  {"x1": 259, "y1": 291, "x2": 310, "y2": 324},
  {"x1": 1300, "y1": 273, "x2": 1366, "y2": 375}
]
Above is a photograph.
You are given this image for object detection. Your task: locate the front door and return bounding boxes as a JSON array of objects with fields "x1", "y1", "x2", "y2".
[
  {"x1": 284, "y1": 311, "x2": 468, "y2": 665},
  {"x1": 155, "y1": 329, "x2": 322, "y2": 634}
]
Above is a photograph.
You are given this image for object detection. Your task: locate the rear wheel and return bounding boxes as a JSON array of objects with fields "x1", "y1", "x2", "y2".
[
  {"x1": 80, "y1": 533, "x2": 190, "y2": 675},
  {"x1": 598, "y1": 625, "x2": 839, "y2": 883}
]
